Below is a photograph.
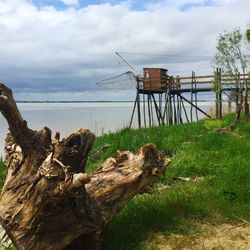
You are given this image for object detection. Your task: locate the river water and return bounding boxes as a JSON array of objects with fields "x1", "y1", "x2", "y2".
[{"x1": 0, "y1": 101, "x2": 213, "y2": 157}]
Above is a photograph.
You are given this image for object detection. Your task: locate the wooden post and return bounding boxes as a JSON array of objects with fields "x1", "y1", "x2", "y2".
[
  {"x1": 214, "y1": 68, "x2": 222, "y2": 119},
  {"x1": 175, "y1": 77, "x2": 182, "y2": 124},
  {"x1": 150, "y1": 94, "x2": 154, "y2": 126},
  {"x1": 190, "y1": 71, "x2": 194, "y2": 122},
  {"x1": 163, "y1": 88, "x2": 169, "y2": 125},
  {"x1": 178, "y1": 93, "x2": 183, "y2": 123},
  {"x1": 152, "y1": 94, "x2": 164, "y2": 125},
  {"x1": 180, "y1": 94, "x2": 189, "y2": 123},
  {"x1": 136, "y1": 80, "x2": 141, "y2": 128},
  {"x1": 159, "y1": 93, "x2": 162, "y2": 115},
  {"x1": 152, "y1": 94, "x2": 161, "y2": 125},
  {"x1": 218, "y1": 69, "x2": 223, "y2": 119},
  {"x1": 193, "y1": 71, "x2": 199, "y2": 121},
  {"x1": 172, "y1": 94, "x2": 177, "y2": 124},
  {"x1": 147, "y1": 95, "x2": 152, "y2": 127},
  {"x1": 129, "y1": 92, "x2": 138, "y2": 129},
  {"x1": 215, "y1": 92, "x2": 219, "y2": 119},
  {"x1": 218, "y1": 90, "x2": 222, "y2": 119},
  {"x1": 143, "y1": 88, "x2": 147, "y2": 128},
  {"x1": 168, "y1": 91, "x2": 173, "y2": 125},
  {"x1": 179, "y1": 95, "x2": 212, "y2": 119}
]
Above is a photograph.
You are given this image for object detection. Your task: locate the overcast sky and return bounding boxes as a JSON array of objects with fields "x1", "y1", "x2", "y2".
[{"x1": 0, "y1": 0, "x2": 249, "y2": 100}]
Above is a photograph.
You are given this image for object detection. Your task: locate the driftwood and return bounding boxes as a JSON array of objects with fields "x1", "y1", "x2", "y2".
[{"x1": 0, "y1": 83, "x2": 170, "y2": 250}]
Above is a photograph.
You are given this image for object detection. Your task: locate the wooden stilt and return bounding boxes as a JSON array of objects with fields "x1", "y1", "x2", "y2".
[
  {"x1": 152, "y1": 94, "x2": 161, "y2": 125},
  {"x1": 178, "y1": 94, "x2": 183, "y2": 123},
  {"x1": 169, "y1": 94, "x2": 173, "y2": 125},
  {"x1": 180, "y1": 94, "x2": 189, "y2": 123},
  {"x1": 179, "y1": 94, "x2": 212, "y2": 118},
  {"x1": 159, "y1": 93, "x2": 162, "y2": 115},
  {"x1": 195, "y1": 91, "x2": 199, "y2": 121},
  {"x1": 152, "y1": 94, "x2": 164, "y2": 125},
  {"x1": 137, "y1": 90, "x2": 141, "y2": 128},
  {"x1": 129, "y1": 92, "x2": 138, "y2": 129},
  {"x1": 193, "y1": 72, "x2": 199, "y2": 121},
  {"x1": 215, "y1": 91, "x2": 219, "y2": 119},
  {"x1": 147, "y1": 95, "x2": 152, "y2": 127},
  {"x1": 218, "y1": 90, "x2": 222, "y2": 119},
  {"x1": 190, "y1": 71, "x2": 194, "y2": 122},
  {"x1": 143, "y1": 88, "x2": 147, "y2": 127},
  {"x1": 172, "y1": 94, "x2": 177, "y2": 124},
  {"x1": 163, "y1": 90, "x2": 169, "y2": 124},
  {"x1": 150, "y1": 95, "x2": 154, "y2": 126},
  {"x1": 218, "y1": 69, "x2": 223, "y2": 119}
]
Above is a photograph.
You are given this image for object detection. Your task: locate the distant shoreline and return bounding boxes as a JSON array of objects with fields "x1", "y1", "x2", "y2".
[
  {"x1": 16, "y1": 101, "x2": 134, "y2": 103},
  {"x1": 16, "y1": 100, "x2": 214, "y2": 103}
]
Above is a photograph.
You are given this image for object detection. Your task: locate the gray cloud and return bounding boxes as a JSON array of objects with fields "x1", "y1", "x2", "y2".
[{"x1": 0, "y1": 0, "x2": 249, "y2": 100}]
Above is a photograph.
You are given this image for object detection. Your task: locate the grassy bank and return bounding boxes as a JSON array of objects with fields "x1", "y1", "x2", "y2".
[
  {"x1": 86, "y1": 114, "x2": 250, "y2": 249},
  {"x1": 0, "y1": 114, "x2": 249, "y2": 249}
]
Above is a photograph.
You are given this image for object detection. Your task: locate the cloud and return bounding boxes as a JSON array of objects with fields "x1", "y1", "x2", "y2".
[
  {"x1": 0, "y1": 0, "x2": 249, "y2": 100},
  {"x1": 59, "y1": 0, "x2": 79, "y2": 5}
]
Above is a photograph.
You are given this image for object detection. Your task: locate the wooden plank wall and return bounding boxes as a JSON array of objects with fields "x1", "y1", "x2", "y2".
[{"x1": 143, "y1": 68, "x2": 169, "y2": 90}]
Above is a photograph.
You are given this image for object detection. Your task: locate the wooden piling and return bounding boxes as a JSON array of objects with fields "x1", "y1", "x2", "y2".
[
  {"x1": 147, "y1": 95, "x2": 152, "y2": 127},
  {"x1": 129, "y1": 92, "x2": 138, "y2": 129},
  {"x1": 143, "y1": 87, "x2": 147, "y2": 127},
  {"x1": 180, "y1": 94, "x2": 189, "y2": 123},
  {"x1": 137, "y1": 86, "x2": 141, "y2": 128}
]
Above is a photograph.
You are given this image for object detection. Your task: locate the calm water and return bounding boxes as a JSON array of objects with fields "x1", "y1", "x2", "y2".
[{"x1": 0, "y1": 102, "x2": 212, "y2": 157}]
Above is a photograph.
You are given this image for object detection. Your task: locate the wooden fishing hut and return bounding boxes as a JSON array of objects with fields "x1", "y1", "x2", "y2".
[
  {"x1": 130, "y1": 67, "x2": 250, "y2": 129},
  {"x1": 131, "y1": 67, "x2": 179, "y2": 128},
  {"x1": 143, "y1": 68, "x2": 169, "y2": 91},
  {"x1": 130, "y1": 67, "x2": 212, "y2": 128},
  {"x1": 97, "y1": 55, "x2": 250, "y2": 129}
]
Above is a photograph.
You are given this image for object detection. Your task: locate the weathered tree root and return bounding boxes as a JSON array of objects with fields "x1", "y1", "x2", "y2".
[{"x1": 0, "y1": 83, "x2": 170, "y2": 250}]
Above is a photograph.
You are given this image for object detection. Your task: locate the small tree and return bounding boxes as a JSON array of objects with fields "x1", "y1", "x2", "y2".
[{"x1": 214, "y1": 28, "x2": 249, "y2": 127}]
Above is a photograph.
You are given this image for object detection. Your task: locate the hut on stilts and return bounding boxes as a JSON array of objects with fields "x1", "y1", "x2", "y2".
[{"x1": 97, "y1": 65, "x2": 250, "y2": 129}]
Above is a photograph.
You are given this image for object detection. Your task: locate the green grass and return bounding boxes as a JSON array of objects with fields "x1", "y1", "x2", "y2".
[
  {"x1": 0, "y1": 114, "x2": 249, "y2": 249},
  {"x1": 86, "y1": 114, "x2": 250, "y2": 249}
]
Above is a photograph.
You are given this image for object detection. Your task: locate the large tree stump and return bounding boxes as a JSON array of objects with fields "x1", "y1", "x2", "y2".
[{"x1": 0, "y1": 83, "x2": 170, "y2": 250}]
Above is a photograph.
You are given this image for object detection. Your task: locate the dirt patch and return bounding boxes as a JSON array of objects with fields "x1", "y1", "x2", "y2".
[
  {"x1": 213, "y1": 128, "x2": 241, "y2": 137},
  {"x1": 153, "y1": 223, "x2": 250, "y2": 250}
]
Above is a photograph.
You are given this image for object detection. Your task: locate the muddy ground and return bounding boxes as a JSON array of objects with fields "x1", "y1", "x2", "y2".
[{"x1": 152, "y1": 223, "x2": 250, "y2": 250}]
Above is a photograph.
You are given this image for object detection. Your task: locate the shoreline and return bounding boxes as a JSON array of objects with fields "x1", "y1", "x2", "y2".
[{"x1": 16, "y1": 100, "x2": 215, "y2": 103}]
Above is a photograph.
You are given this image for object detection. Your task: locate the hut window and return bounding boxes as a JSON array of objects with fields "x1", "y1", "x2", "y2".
[{"x1": 144, "y1": 72, "x2": 149, "y2": 78}]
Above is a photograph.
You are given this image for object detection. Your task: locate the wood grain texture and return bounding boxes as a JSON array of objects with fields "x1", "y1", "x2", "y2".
[{"x1": 0, "y1": 83, "x2": 170, "y2": 250}]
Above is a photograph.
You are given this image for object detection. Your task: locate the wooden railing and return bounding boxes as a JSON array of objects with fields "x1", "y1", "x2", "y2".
[
  {"x1": 141, "y1": 73, "x2": 250, "y2": 91},
  {"x1": 175, "y1": 73, "x2": 250, "y2": 86}
]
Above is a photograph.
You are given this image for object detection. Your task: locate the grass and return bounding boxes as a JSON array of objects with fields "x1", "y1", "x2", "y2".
[
  {"x1": 0, "y1": 114, "x2": 250, "y2": 249},
  {"x1": 86, "y1": 114, "x2": 250, "y2": 249}
]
